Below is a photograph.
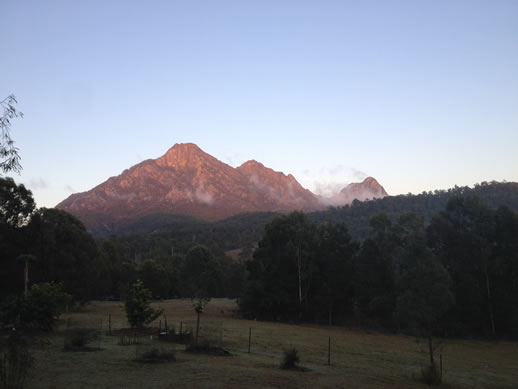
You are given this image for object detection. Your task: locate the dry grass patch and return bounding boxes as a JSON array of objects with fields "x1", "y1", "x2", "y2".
[{"x1": 21, "y1": 299, "x2": 518, "y2": 389}]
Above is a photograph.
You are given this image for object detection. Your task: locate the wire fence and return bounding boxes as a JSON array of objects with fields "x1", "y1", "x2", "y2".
[
  {"x1": 58, "y1": 316, "x2": 390, "y2": 366},
  {"x1": 56, "y1": 313, "x2": 512, "y2": 386}
]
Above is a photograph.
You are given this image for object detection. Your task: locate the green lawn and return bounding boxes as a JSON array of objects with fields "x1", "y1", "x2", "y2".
[{"x1": 24, "y1": 299, "x2": 518, "y2": 389}]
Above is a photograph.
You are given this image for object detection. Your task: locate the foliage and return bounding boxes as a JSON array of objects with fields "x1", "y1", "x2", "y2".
[
  {"x1": 181, "y1": 245, "x2": 221, "y2": 297},
  {"x1": 124, "y1": 280, "x2": 163, "y2": 328},
  {"x1": 240, "y1": 212, "x2": 357, "y2": 323},
  {"x1": 428, "y1": 197, "x2": 518, "y2": 337},
  {"x1": 30, "y1": 208, "x2": 106, "y2": 302},
  {"x1": 311, "y1": 181, "x2": 518, "y2": 241},
  {"x1": 0, "y1": 282, "x2": 71, "y2": 331},
  {"x1": 0, "y1": 95, "x2": 23, "y2": 174},
  {"x1": 240, "y1": 212, "x2": 316, "y2": 320},
  {"x1": 139, "y1": 347, "x2": 175, "y2": 363},
  {"x1": 0, "y1": 180, "x2": 107, "y2": 302},
  {"x1": 280, "y1": 347, "x2": 300, "y2": 369},
  {"x1": 240, "y1": 199, "x2": 518, "y2": 338},
  {"x1": 0, "y1": 178, "x2": 35, "y2": 228},
  {"x1": 63, "y1": 328, "x2": 99, "y2": 350},
  {"x1": 0, "y1": 178, "x2": 37, "y2": 297},
  {"x1": 0, "y1": 332, "x2": 34, "y2": 389}
]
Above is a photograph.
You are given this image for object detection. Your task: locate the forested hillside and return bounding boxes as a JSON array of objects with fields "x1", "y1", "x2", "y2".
[
  {"x1": 311, "y1": 181, "x2": 518, "y2": 240},
  {"x1": 105, "y1": 181, "x2": 518, "y2": 256}
]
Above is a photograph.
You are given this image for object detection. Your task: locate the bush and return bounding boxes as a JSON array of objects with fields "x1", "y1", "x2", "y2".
[
  {"x1": 64, "y1": 328, "x2": 99, "y2": 350},
  {"x1": 0, "y1": 332, "x2": 34, "y2": 389},
  {"x1": 185, "y1": 339, "x2": 231, "y2": 356},
  {"x1": 280, "y1": 347, "x2": 300, "y2": 369},
  {"x1": 139, "y1": 347, "x2": 175, "y2": 363},
  {"x1": 0, "y1": 283, "x2": 71, "y2": 331}
]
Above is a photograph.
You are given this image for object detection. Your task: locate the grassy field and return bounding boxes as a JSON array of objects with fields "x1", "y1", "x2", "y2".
[{"x1": 23, "y1": 299, "x2": 518, "y2": 389}]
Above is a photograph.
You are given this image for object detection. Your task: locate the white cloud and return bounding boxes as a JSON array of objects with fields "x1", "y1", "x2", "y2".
[
  {"x1": 194, "y1": 184, "x2": 215, "y2": 205},
  {"x1": 309, "y1": 165, "x2": 368, "y2": 198},
  {"x1": 28, "y1": 178, "x2": 48, "y2": 190}
]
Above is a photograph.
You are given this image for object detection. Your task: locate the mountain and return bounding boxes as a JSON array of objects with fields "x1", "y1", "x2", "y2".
[
  {"x1": 338, "y1": 177, "x2": 389, "y2": 203},
  {"x1": 56, "y1": 143, "x2": 322, "y2": 232}
]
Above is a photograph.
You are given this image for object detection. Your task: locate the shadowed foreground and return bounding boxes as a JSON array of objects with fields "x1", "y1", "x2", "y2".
[{"x1": 25, "y1": 299, "x2": 517, "y2": 389}]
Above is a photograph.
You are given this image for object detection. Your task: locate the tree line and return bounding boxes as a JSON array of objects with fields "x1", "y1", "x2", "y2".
[
  {"x1": 2, "y1": 176, "x2": 518, "y2": 339},
  {"x1": 240, "y1": 198, "x2": 518, "y2": 339},
  {"x1": 0, "y1": 177, "x2": 247, "y2": 306}
]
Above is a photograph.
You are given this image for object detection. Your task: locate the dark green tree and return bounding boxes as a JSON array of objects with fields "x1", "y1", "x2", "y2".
[
  {"x1": 428, "y1": 197, "x2": 496, "y2": 336},
  {"x1": 312, "y1": 222, "x2": 358, "y2": 325},
  {"x1": 240, "y1": 212, "x2": 315, "y2": 320},
  {"x1": 180, "y1": 245, "x2": 223, "y2": 297},
  {"x1": 30, "y1": 208, "x2": 106, "y2": 302},
  {"x1": 396, "y1": 243, "x2": 453, "y2": 374},
  {"x1": 0, "y1": 178, "x2": 35, "y2": 228},
  {"x1": 0, "y1": 178, "x2": 36, "y2": 296},
  {"x1": 139, "y1": 259, "x2": 171, "y2": 299},
  {"x1": 124, "y1": 280, "x2": 163, "y2": 328},
  {"x1": 354, "y1": 213, "x2": 398, "y2": 327}
]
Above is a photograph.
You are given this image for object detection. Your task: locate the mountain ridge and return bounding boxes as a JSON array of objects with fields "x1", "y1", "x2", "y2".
[{"x1": 56, "y1": 143, "x2": 387, "y2": 232}]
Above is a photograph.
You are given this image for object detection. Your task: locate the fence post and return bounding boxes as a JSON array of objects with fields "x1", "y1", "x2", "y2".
[
  {"x1": 165, "y1": 319, "x2": 168, "y2": 334},
  {"x1": 159, "y1": 319, "x2": 162, "y2": 333},
  {"x1": 328, "y1": 336, "x2": 331, "y2": 365},
  {"x1": 440, "y1": 353, "x2": 443, "y2": 379},
  {"x1": 248, "y1": 328, "x2": 252, "y2": 353},
  {"x1": 180, "y1": 321, "x2": 183, "y2": 334},
  {"x1": 109, "y1": 314, "x2": 112, "y2": 335}
]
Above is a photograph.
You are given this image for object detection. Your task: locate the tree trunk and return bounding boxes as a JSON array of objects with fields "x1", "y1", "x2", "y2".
[
  {"x1": 195, "y1": 312, "x2": 200, "y2": 345},
  {"x1": 297, "y1": 245, "x2": 302, "y2": 304},
  {"x1": 428, "y1": 336, "x2": 435, "y2": 368},
  {"x1": 24, "y1": 260, "x2": 29, "y2": 295},
  {"x1": 484, "y1": 266, "x2": 496, "y2": 336}
]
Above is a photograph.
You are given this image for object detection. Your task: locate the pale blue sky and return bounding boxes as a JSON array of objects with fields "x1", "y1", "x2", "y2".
[{"x1": 2, "y1": 0, "x2": 517, "y2": 208}]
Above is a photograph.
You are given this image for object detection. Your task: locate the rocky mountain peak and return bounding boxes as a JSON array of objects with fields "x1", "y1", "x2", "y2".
[
  {"x1": 157, "y1": 143, "x2": 221, "y2": 170},
  {"x1": 56, "y1": 143, "x2": 388, "y2": 233},
  {"x1": 339, "y1": 176, "x2": 388, "y2": 203}
]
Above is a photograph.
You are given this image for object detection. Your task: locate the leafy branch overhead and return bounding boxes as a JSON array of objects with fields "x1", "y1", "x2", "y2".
[{"x1": 0, "y1": 94, "x2": 23, "y2": 174}]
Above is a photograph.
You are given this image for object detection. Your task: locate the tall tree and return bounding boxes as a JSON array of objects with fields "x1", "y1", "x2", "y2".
[
  {"x1": 0, "y1": 178, "x2": 36, "y2": 296},
  {"x1": 240, "y1": 212, "x2": 315, "y2": 320},
  {"x1": 354, "y1": 213, "x2": 398, "y2": 326},
  {"x1": 30, "y1": 208, "x2": 105, "y2": 302},
  {"x1": 396, "y1": 237, "x2": 454, "y2": 371},
  {"x1": 313, "y1": 222, "x2": 358, "y2": 325},
  {"x1": 428, "y1": 197, "x2": 498, "y2": 336}
]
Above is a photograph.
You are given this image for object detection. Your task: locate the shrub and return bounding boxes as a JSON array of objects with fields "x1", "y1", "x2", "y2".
[
  {"x1": 139, "y1": 347, "x2": 175, "y2": 363},
  {"x1": 0, "y1": 283, "x2": 71, "y2": 331},
  {"x1": 280, "y1": 347, "x2": 300, "y2": 369},
  {"x1": 63, "y1": 328, "x2": 99, "y2": 350}
]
